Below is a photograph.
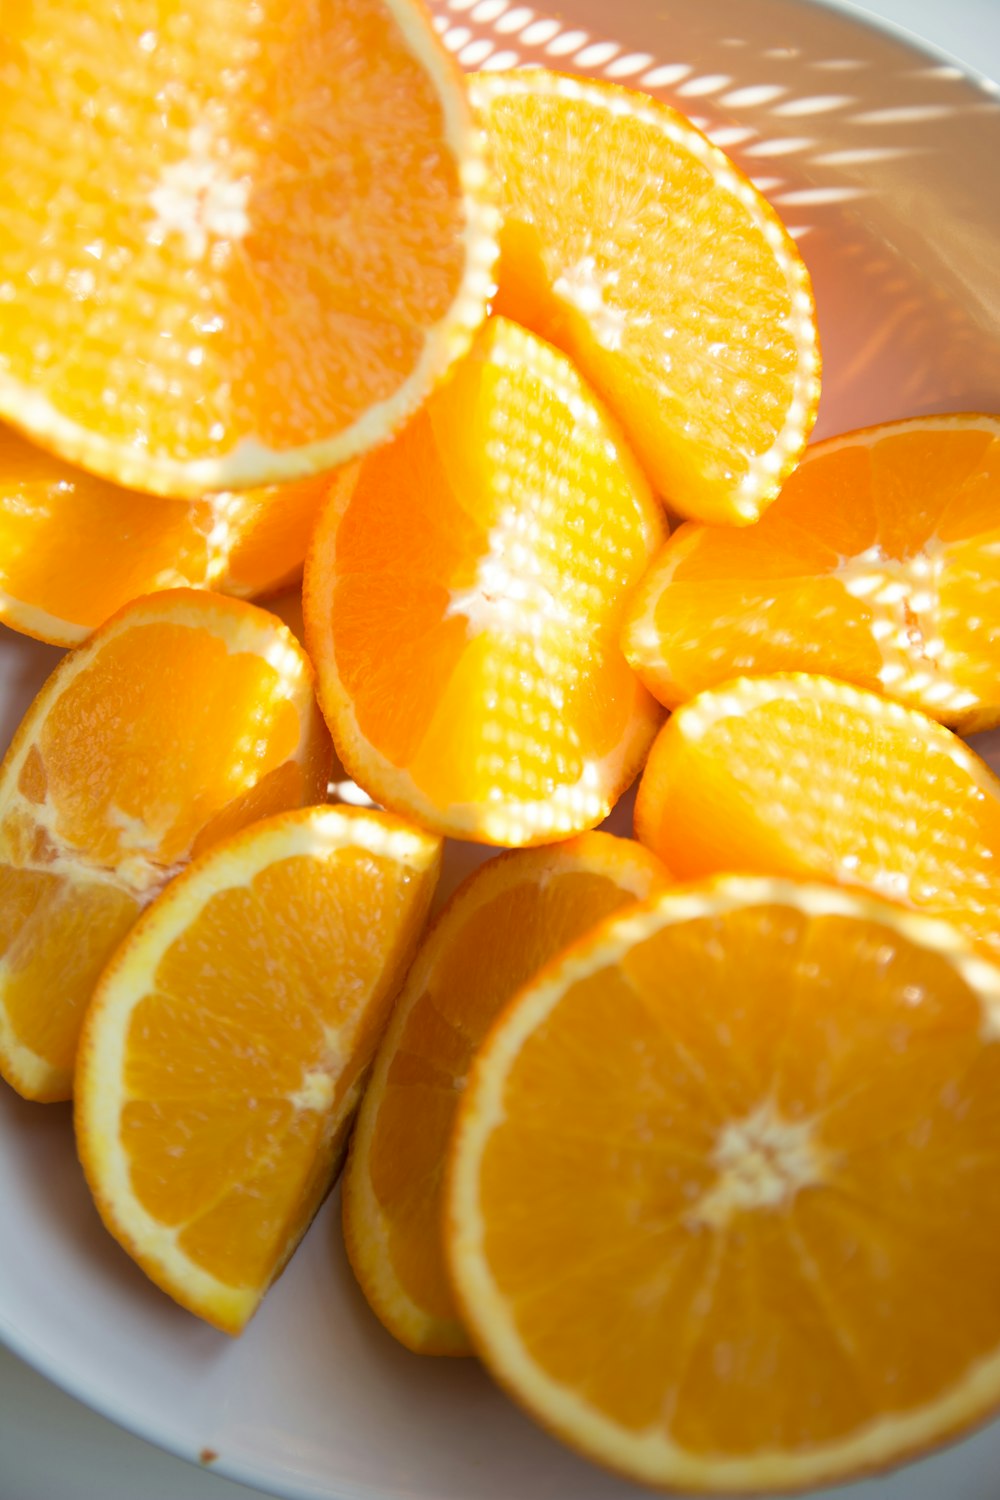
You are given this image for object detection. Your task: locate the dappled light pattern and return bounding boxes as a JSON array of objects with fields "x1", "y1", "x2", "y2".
[
  {"x1": 430, "y1": 0, "x2": 1000, "y2": 431},
  {"x1": 304, "y1": 317, "x2": 665, "y2": 847}
]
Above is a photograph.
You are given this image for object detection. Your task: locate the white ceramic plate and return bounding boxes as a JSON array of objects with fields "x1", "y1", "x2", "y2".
[{"x1": 2, "y1": 2, "x2": 1000, "y2": 1498}]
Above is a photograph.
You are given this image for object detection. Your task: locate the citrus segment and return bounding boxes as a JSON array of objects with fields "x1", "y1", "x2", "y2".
[
  {"x1": 471, "y1": 71, "x2": 820, "y2": 526},
  {"x1": 0, "y1": 0, "x2": 496, "y2": 497},
  {"x1": 304, "y1": 316, "x2": 666, "y2": 846},
  {"x1": 446, "y1": 877, "x2": 1000, "y2": 1491},
  {"x1": 0, "y1": 423, "x2": 333, "y2": 645},
  {"x1": 0, "y1": 589, "x2": 331, "y2": 1100},
  {"x1": 634, "y1": 675, "x2": 1000, "y2": 963},
  {"x1": 343, "y1": 831, "x2": 671, "y2": 1355},
  {"x1": 76, "y1": 805, "x2": 441, "y2": 1333},
  {"x1": 624, "y1": 414, "x2": 1000, "y2": 731}
]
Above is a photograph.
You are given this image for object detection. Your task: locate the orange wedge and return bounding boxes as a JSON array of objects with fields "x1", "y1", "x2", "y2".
[
  {"x1": 0, "y1": 589, "x2": 330, "y2": 1101},
  {"x1": 76, "y1": 804, "x2": 441, "y2": 1334},
  {"x1": 343, "y1": 831, "x2": 671, "y2": 1355},
  {"x1": 0, "y1": 423, "x2": 332, "y2": 646},
  {"x1": 446, "y1": 877, "x2": 1000, "y2": 1492},
  {"x1": 472, "y1": 71, "x2": 820, "y2": 526},
  {"x1": 0, "y1": 0, "x2": 496, "y2": 497},
  {"x1": 624, "y1": 414, "x2": 1000, "y2": 733},
  {"x1": 634, "y1": 674, "x2": 1000, "y2": 963},
  {"x1": 303, "y1": 316, "x2": 666, "y2": 846}
]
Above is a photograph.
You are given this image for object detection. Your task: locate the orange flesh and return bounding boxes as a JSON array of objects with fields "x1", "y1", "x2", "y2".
[
  {"x1": 0, "y1": 450, "x2": 329, "y2": 642},
  {"x1": 306, "y1": 316, "x2": 665, "y2": 844},
  {"x1": 0, "y1": 593, "x2": 329, "y2": 1097},
  {"x1": 118, "y1": 847, "x2": 428, "y2": 1291},
  {"x1": 0, "y1": 868, "x2": 139, "y2": 1080},
  {"x1": 351, "y1": 835, "x2": 670, "y2": 1350},
  {"x1": 0, "y1": 0, "x2": 469, "y2": 480},
  {"x1": 624, "y1": 419, "x2": 1000, "y2": 730},
  {"x1": 474, "y1": 74, "x2": 819, "y2": 525},
  {"x1": 31, "y1": 625, "x2": 304, "y2": 868},
  {"x1": 468, "y1": 902, "x2": 1000, "y2": 1457},
  {"x1": 635, "y1": 680, "x2": 1000, "y2": 963}
]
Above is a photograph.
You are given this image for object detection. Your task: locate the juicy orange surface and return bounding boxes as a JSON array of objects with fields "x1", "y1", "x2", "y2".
[
  {"x1": 0, "y1": 423, "x2": 332, "y2": 645},
  {"x1": 0, "y1": 589, "x2": 330, "y2": 1099},
  {"x1": 446, "y1": 878, "x2": 1000, "y2": 1491},
  {"x1": 76, "y1": 804, "x2": 441, "y2": 1333},
  {"x1": 624, "y1": 414, "x2": 1000, "y2": 732},
  {"x1": 304, "y1": 315, "x2": 666, "y2": 846},
  {"x1": 635, "y1": 674, "x2": 1000, "y2": 963},
  {"x1": 0, "y1": 0, "x2": 495, "y2": 495},
  {"x1": 343, "y1": 831, "x2": 670, "y2": 1355},
  {"x1": 472, "y1": 70, "x2": 820, "y2": 526}
]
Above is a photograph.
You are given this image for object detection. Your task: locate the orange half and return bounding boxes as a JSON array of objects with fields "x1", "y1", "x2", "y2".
[
  {"x1": 0, "y1": 0, "x2": 496, "y2": 496},
  {"x1": 76, "y1": 804, "x2": 441, "y2": 1334},
  {"x1": 304, "y1": 316, "x2": 666, "y2": 846},
  {"x1": 472, "y1": 70, "x2": 820, "y2": 526},
  {"x1": 634, "y1": 674, "x2": 1000, "y2": 964},
  {"x1": 343, "y1": 831, "x2": 670, "y2": 1355},
  {"x1": 624, "y1": 414, "x2": 1000, "y2": 732},
  {"x1": 0, "y1": 423, "x2": 331, "y2": 645},
  {"x1": 447, "y1": 877, "x2": 1000, "y2": 1491}
]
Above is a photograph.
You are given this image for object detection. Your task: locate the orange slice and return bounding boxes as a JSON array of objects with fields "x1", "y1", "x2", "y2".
[
  {"x1": 623, "y1": 414, "x2": 1000, "y2": 733},
  {"x1": 303, "y1": 315, "x2": 666, "y2": 846},
  {"x1": 0, "y1": 589, "x2": 331, "y2": 1101},
  {"x1": 343, "y1": 831, "x2": 671, "y2": 1355},
  {"x1": 0, "y1": 423, "x2": 332, "y2": 646},
  {"x1": 634, "y1": 674, "x2": 1000, "y2": 963},
  {"x1": 446, "y1": 876, "x2": 1000, "y2": 1492},
  {"x1": 471, "y1": 70, "x2": 820, "y2": 526},
  {"x1": 76, "y1": 804, "x2": 441, "y2": 1334},
  {"x1": 0, "y1": 0, "x2": 496, "y2": 497}
]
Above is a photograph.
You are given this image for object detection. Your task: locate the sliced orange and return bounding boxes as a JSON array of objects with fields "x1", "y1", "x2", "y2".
[
  {"x1": 303, "y1": 316, "x2": 666, "y2": 846},
  {"x1": 343, "y1": 831, "x2": 671, "y2": 1356},
  {"x1": 0, "y1": 423, "x2": 332, "y2": 646},
  {"x1": 624, "y1": 414, "x2": 1000, "y2": 733},
  {"x1": 446, "y1": 876, "x2": 1000, "y2": 1492},
  {"x1": 634, "y1": 674, "x2": 1000, "y2": 963},
  {"x1": 76, "y1": 804, "x2": 441, "y2": 1334},
  {"x1": 0, "y1": 0, "x2": 496, "y2": 498},
  {"x1": 0, "y1": 589, "x2": 331, "y2": 1101},
  {"x1": 471, "y1": 70, "x2": 820, "y2": 526}
]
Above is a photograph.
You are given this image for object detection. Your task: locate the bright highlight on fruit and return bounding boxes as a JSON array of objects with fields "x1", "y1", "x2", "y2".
[
  {"x1": 0, "y1": 589, "x2": 331, "y2": 1100},
  {"x1": 472, "y1": 70, "x2": 821, "y2": 527},
  {"x1": 343, "y1": 831, "x2": 671, "y2": 1356},
  {"x1": 2, "y1": 3, "x2": 996, "y2": 1486},
  {"x1": 446, "y1": 877, "x2": 1000, "y2": 1493},
  {"x1": 0, "y1": 0, "x2": 496, "y2": 497},
  {"x1": 304, "y1": 315, "x2": 666, "y2": 847},
  {"x1": 624, "y1": 413, "x2": 1000, "y2": 732},
  {"x1": 634, "y1": 673, "x2": 1000, "y2": 962},
  {"x1": 75, "y1": 804, "x2": 441, "y2": 1334},
  {"x1": 0, "y1": 423, "x2": 333, "y2": 646}
]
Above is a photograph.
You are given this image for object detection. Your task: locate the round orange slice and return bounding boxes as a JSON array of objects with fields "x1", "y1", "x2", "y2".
[
  {"x1": 623, "y1": 413, "x2": 1000, "y2": 733},
  {"x1": 634, "y1": 674, "x2": 1000, "y2": 964},
  {"x1": 472, "y1": 70, "x2": 821, "y2": 526},
  {"x1": 446, "y1": 876, "x2": 1000, "y2": 1492},
  {"x1": 76, "y1": 804, "x2": 441, "y2": 1335},
  {"x1": 0, "y1": 422, "x2": 332, "y2": 646},
  {"x1": 303, "y1": 315, "x2": 666, "y2": 846},
  {"x1": 342, "y1": 831, "x2": 670, "y2": 1356},
  {"x1": 0, "y1": 0, "x2": 496, "y2": 497},
  {"x1": 0, "y1": 589, "x2": 331, "y2": 1101}
]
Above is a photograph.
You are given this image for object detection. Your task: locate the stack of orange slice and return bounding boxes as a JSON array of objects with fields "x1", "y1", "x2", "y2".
[
  {"x1": 3, "y1": 5, "x2": 1000, "y2": 1495},
  {"x1": 0, "y1": 589, "x2": 330, "y2": 1099}
]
